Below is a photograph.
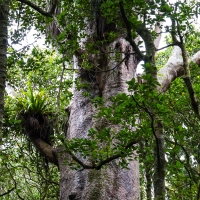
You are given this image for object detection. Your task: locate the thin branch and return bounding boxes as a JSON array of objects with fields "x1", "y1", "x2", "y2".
[
  {"x1": 156, "y1": 42, "x2": 180, "y2": 52},
  {"x1": 7, "y1": 41, "x2": 37, "y2": 54},
  {"x1": 6, "y1": 164, "x2": 25, "y2": 200},
  {"x1": 0, "y1": 164, "x2": 17, "y2": 197},
  {"x1": 0, "y1": 164, "x2": 24, "y2": 199},
  {"x1": 61, "y1": 136, "x2": 138, "y2": 170},
  {"x1": 0, "y1": 187, "x2": 15, "y2": 197},
  {"x1": 60, "y1": 138, "x2": 94, "y2": 169},
  {"x1": 95, "y1": 139, "x2": 138, "y2": 170},
  {"x1": 165, "y1": 138, "x2": 198, "y2": 183},
  {"x1": 92, "y1": 54, "x2": 129, "y2": 73},
  {"x1": 182, "y1": 76, "x2": 200, "y2": 119},
  {"x1": 180, "y1": 46, "x2": 200, "y2": 118},
  {"x1": 16, "y1": 0, "x2": 59, "y2": 17},
  {"x1": 162, "y1": 18, "x2": 200, "y2": 117},
  {"x1": 131, "y1": 95, "x2": 160, "y2": 165},
  {"x1": 58, "y1": 63, "x2": 65, "y2": 98},
  {"x1": 170, "y1": 17, "x2": 179, "y2": 44}
]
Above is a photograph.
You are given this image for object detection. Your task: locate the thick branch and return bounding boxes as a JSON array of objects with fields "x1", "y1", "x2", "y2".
[
  {"x1": 16, "y1": 0, "x2": 59, "y2": 17},
  {"x1": 30, "y1": 137, "x2": 58, "y2": 166},
  {"x1": 191, "y1": 51, "x2": 200, "y2": 65},
  {"x1": 119, "y1": 0, "x2": 158, "y2": 77},
  {"x1": 157, "y1": 46, "x2": 184, "y2": 92},
  {"x1": 157, "y1": 45, "x2": 198, "y2": 91}
]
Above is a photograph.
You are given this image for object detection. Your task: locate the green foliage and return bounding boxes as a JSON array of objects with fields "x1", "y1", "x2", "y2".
[
  {"x1": 7, "y1": 47, "x2": 72, "y2": 131},
  {"x1": 3, "y1": 0, "x2": 200, "y2": 199},
  {"x1": 2, "y1": 46, "x2": 72, "y2": 199},
  {"x1": 156, "y1": 47, "x2": 173, "y2": 70},
  {"x1": 16, "y1": 83, "x2": 50, "y2": 115},
  {"x1": 61, "y1": 69, "x2": 200, "y2": 198},
  {"x1": 0, "y1": 134, "x2": 60, "y2": 200}
]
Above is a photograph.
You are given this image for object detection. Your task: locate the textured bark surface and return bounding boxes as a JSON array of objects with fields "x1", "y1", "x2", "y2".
[
  {"x1": 0, "y1": 0, "x2": 9, "y2": 134},
  {"x1": 153, "y1": 120, "x2": 165, "y2": 200},
  {"x1": 158, "y1": 46, "x2": 200, "y2": 92},
  {"x1": 59, "y1": 38, "x2": 140, "y2": 200}
]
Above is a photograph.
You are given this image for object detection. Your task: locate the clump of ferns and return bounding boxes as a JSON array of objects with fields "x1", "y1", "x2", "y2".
[{"x1": 16, "y1": 83, "x2": 54, "y2": 146}]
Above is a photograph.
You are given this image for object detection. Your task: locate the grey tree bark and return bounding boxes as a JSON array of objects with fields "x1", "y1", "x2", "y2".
[{"x1": 58, "y1": 38, "x2": 141, "y2": 200}]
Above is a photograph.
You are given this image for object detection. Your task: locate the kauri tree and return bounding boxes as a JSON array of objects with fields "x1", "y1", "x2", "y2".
[{"x1": 2, "y1": 0, "x2": 200, "y2": 199}]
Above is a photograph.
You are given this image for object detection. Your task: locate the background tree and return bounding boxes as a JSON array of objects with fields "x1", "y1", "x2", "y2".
[
  {"x1": 0, "y1": 0, "x2": 9, "y2": 134},
  {"x1": 1, "y1": 47, "x2": 72, "y2": 199}
]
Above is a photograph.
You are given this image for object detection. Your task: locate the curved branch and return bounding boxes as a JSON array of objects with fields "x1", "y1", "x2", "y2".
[
  {"x1": 157, "y1": 46, "x2": 184, "y2": 92},
  {"x1": 0, "y1": 164, "x2": 17, "y2": 197},
  {"x1": 16, "y1": 0, "x2": 59, "y2": 17},
  {"x1": 61, "y1": 137, "x2": 138, "y2": 170},
  {"x1": 95, "y1": 139, "x2": 138, "y2": 170},
  {"x1": 30, "y1": 138, "x2": 58, "y2": 166},
  {"x1": 158, "y1": 44, "x2": 200, "y2": 118},
  {"x1": 156, "y1": 42, "x2": 180, "y2": 52},
  {"x1": 131, "y1": 95, "x2": 160, "y2": 164}
]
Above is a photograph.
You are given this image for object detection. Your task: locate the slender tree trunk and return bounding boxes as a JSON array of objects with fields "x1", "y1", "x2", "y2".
[
  {"x1": 0, "y1": 0, "x2": 9, "y2": 135},
  {"x1": 153, "y1": 120, "x2": 165, "y2": 200},
  {"x1": 59, "y1": 38, "x2": 140, "y2": 200},
  {"x1": 143, "y1": 141, "x2": 153, "y2": 200},
  {"x1": 140, "y1": 140, "x2": 153, "y2": 200}
]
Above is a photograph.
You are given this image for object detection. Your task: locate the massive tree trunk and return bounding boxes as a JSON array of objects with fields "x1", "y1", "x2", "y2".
[
  {"x1": 5, "y1": 1, "x2": 142, "y2": 199},
  {"x1": 58, "y1": 38, "x2": 140, "y2": 199},
  {"x1": 0, "y1": 0, "x2": 9, "y2": 135}
]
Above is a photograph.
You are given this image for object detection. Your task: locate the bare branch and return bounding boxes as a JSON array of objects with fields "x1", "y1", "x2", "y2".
[
  {"x1": 16, "y1": 0, "x2": 59, "y2": 17},
  {"x1": 158, "y1": 46, "x2": 184, "y2": 92},
  {"x1": 158, "y1": 47, "x2": 200, "y2": 96},
  {"x1": 156, "y1": 42, "x2": 180, "y2": 52},
  {"x1": 191, "y1": 51, "x2": 200, "y2": 65}
]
